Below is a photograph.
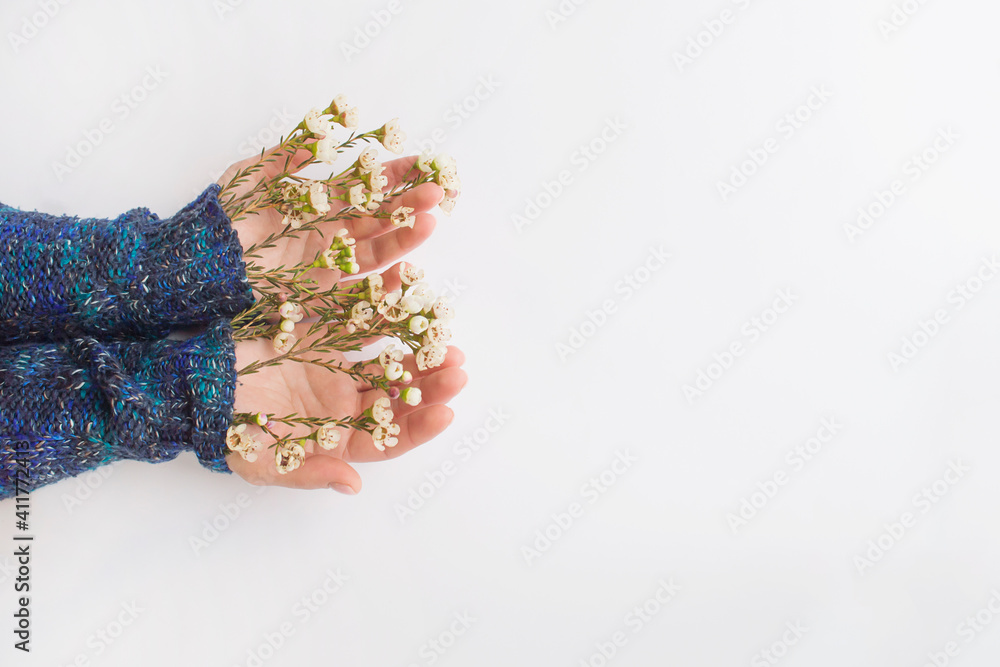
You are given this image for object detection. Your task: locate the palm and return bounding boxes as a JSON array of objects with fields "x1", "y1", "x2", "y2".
[{"x1": 216, "y1": 148, "x2": 467, "y2": 492}]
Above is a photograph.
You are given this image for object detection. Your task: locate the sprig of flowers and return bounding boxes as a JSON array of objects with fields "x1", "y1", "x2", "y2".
[{"x1": 220, "y1": 97, "x2": 460, "y2": 474}]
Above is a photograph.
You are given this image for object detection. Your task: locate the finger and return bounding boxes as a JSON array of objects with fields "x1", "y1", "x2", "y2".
[
  {"x1": 340, "y1": 261, "x2": 405, "y2": 294},
  {"x1": 384, "y1": 155, "x2": 422, "y2": 188},
  {"x1": 353, "y1": 213, "x2": 437, "y2": 274},
  {"x1": 345, "y1": 404, "x2": 455, "y2": 463},
  {"x1": 343, "y1": 183, "x2": 444, "y2": 241},
  {"x1": 219, "y1": 142, "x2": 316, "y2": 188},
  {"x1": 351, "y1": 345, "x2": 466, "y2": 391},
  {"x1": 390, "y1": 366, "x2": 468, "y2": 418},
  {"x1": 227, "y1": 449, "x2": 363, "y2": 493}
]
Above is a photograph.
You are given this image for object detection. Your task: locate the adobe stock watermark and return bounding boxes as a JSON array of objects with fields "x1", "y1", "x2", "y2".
[
  {"x1": 0, "y1": 556, "x2": 14, "y2": 586},
  {"x1": 521, "y1": 449, "x2": 637, "y2": 566},
  {"x1": 60, "y1": 601, "x2": 144, "y2": 666},
  {"x1": 751, "y1": 620, "x2": 809, "y2": 667},
  {"x1": 726, "y1": 417, "x2": 844, "y2": 534},
  {"x1": 853, "y1": 459, "x2": 971, "y2": 576},
  {"x1": 412, "y1": 75, "x2": 501, "y2": 156},
  {"x1": 887, "y1": 254, "x2": 998, "y2": 372},
  {"x1": 673, "y1": 0, "x2": 759, "y2": 73},
  {"x1": 234, "y1": 567, "x2": 349, "y2": 667},
  {"x1": 555, "y1": 245, "x2": 670, "y2": 362},
  {"x1": 877, "y1": 0, "x2": 932, "y2": 40},
  {"x1": 60, "y1": 465, "x2": 114, "y2": 514},
  {"x1": 394, "y1": 407, "x2": 510, "y2": 523},
  {"x1": 716, "y1": 85, "x2": 832, "y2": 202},
  {"x1": 545, "y1": 0, "x2": 591, "y2": 30},
  {"x1": 339, "y1": 0, "x2": 407, "y2": 62},
  {"x1": 512, "y1": 116, "x2": 627, "y2": 233},
  {"x1": 683, "y1": 289, "x2": 798, "y2": 403},
  {"x1": 8, "y1": 0, "x2": 73, "y2": 54},
  {"x1": 843, "y1": 127, "x2": 958, "y2": 243},
  {"x1": 214, "y1": 0, "x2": 250, "y2": 19},
  {"x1": 577, "y1": 579, "x2": 680, "y2": 667},
  {"x1": 919, "y1": 589, "x2": 1000, "y2": 667},
  {"x1": 52, "y1": 66, "x2": 169, "y2": 182},
  {"x1": 189, "y1": 486, "x2": 268, "y2": 556},
  {"x1": 404, "y1": 612, "x2": 476, "y2": 667},
  {"x1": 202, "y1": 107, "x2": 296, "y2": 192}
]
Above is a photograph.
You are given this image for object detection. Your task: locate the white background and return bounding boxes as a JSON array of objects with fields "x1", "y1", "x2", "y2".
[{"x1": 3, "y1": 1, "x2": 1000, "y2": 665}]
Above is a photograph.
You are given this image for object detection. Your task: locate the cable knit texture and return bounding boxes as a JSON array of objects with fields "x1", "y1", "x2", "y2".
[
  {"x1": 0, "y1": 185, "x2": 254, "y2": 343},
  {"x1": 0, "y1": 319, "x2": 237, "y2": 500}
]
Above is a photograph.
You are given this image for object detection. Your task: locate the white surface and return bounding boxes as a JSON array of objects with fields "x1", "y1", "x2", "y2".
[{"x1": 3, "y1": 1, "x2": 1000, "y2": 665}]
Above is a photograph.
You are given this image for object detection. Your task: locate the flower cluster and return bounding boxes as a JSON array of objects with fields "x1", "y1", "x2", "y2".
[{"x1": 219, "y1": 97, "x2": 460, "y2": 475}]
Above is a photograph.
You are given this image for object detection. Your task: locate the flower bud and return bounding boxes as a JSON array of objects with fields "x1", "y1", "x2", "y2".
[
  {"x1": 385, "y1": 361, "x2": 404, "y2": 381},
  {"x1": 409, "y1": 315, "x2": 429, "y2": 334},
  {"x1": 400, "y1": 387, "x2": 422, "y2": 406},
  {"x1": 279, "y1": 318, "x2": 295, "y2": 334}
]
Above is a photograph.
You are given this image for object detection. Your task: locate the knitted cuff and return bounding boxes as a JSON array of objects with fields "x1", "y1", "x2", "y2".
[
  {"x1": 0, "y1": 318, "x2": 238, "y2": 500},
  {"x1": 0, "y1": 184, "x2": 255, "y2": 343}
]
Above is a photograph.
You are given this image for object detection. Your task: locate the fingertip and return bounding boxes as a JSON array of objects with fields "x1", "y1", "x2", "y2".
[{"x1": 445, "y1": 346, "x2": 466, "y2": 367}]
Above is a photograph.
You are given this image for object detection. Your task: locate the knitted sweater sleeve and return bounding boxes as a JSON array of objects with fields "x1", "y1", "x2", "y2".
[
  {"x1": 0, "y1": 184, "x2": 254, "y2": 343},
  {"x1": 0, "y1": 318, "x2": 238, "y2": 500}
]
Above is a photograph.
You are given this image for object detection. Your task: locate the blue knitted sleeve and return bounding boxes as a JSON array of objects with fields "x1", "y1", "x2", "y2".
[
  {"x1": 0, "y1": 185, "x2": 255, "y2": 343},
  {"x1": 0, "y1": 318, "x2": 238, "y2": 500}
]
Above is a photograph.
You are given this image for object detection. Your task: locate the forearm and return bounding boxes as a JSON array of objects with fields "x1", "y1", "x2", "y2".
[
  {"x1": 0, "y1": 319, "x2": 237, "y2": 500},
  {"x1": 0, "y1": 185, "x2": 254, "y2": 343}
]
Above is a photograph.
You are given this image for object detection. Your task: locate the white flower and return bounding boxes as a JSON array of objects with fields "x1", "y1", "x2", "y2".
[
  {"x1": 317, "y1": 423, "x2": 341, "y2": 451},
  {"x1": 279, "y1": 318, "x2": 295, "y2": 334},
  {"x1": 423, "y1": 319, "x2": 452, "y2": 346},
  {"x1": 405, "y1": 283, "x2": 435, "y2": 310},
  {"x1": 315, "y1": 136, "x2": 337, "y2": 164},
  {"x1": 282, "y1": 210, "x2": 305, "y2": 229},
  {"x1": 382, "y1": 131, "x2": 405, "y2": 154},
  {"x1": 376, "y1": 291, "x2": 409, "y2": 322},
  {"x1": 225, "y1": 424, "x2": 247, "y2": 450},
  {"x1": 351, "y1": 300, "x2": 374, "y2": 325},
  {"x1": 366, "y1": 274, "x2": 386, "y2": 302},
  {"x1": 275, "y1": 443, "x2": 305, "y2": 474},
  {"x1": 304, "y1": 108, "x2": 332, "y2": 137},
  {"x1": 431, "y1": 298, "x2": 454, "y2": 321},
  {"x1": 391, "y1": 206, "x2": 415, "y2": 229},
  {"x1": 383, "y1": 118, "x2": 401, "y2": 134},
  {"x1": 400, "y1": 387, "x2": 422, "y2": 406},
  {"x1": 371, "y1": 396, "x2": 393, "y2": 426},
  {"x1": 399, "y1": 263, "x2": 424, "y2": 286},
  {"x1": 330, "y1": 94, "x2": 349, "y2": 115},
  {"x1": 358, "y1": 148, "x2": 378, "y2": 173},
  {"x1": 225, "y1": 424, "x2": 261, "y2": 462},
  {"x1": 379, "y1": 346, "x2": 404, "y2": 368},
  {"x1": 409, "y1": 315, "x2": 429, "y2": 334},
  {"x1": 278, "y1": 301, "x2": 305, "y2": 323},
  {"x1": 349, "y1": 184, "x2": 366, "y2": 211},
  {"x1": 400, "y1": 295, "x2": 424, "y2": 314},
  {"x1": 273, "y1": 332, "x2": 296, "y2": 354},
  {"x1": 401, "y1": 370, "x2": 413, "y2": 383},
  {"x1": 365, "y1": 190, "x2": 385, "y2": 211},
  {"x1": 416, "y1": 344, "x2": 447, "y2": 371},
  {"x1": 432, "y1": 154, "x2": 457, "y2": 172},
  {"x1": 417, "y1": 151, "x2": 434, "y2": 173},
  {"x1": 384, "y1": 360, "x2": 404, "y2": 381},
  {"x1": 437, "y1": 170, "x2": 460, "y2": 192},
  {"x1": 341, "y1": 107, "x2": 360, "y2": 129},
  {"x1": 320, "y1": 249, "x2": 337, "y2": 269},
  {"x1": 372, "y1": 422, "x2": 400, "y2": 451},
  {"x1": 309, "y1": 182, "x2": 331, "y2": 214},
  {"x1": 439, "y1": 194, "x2": 458, "y2": 215}
]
